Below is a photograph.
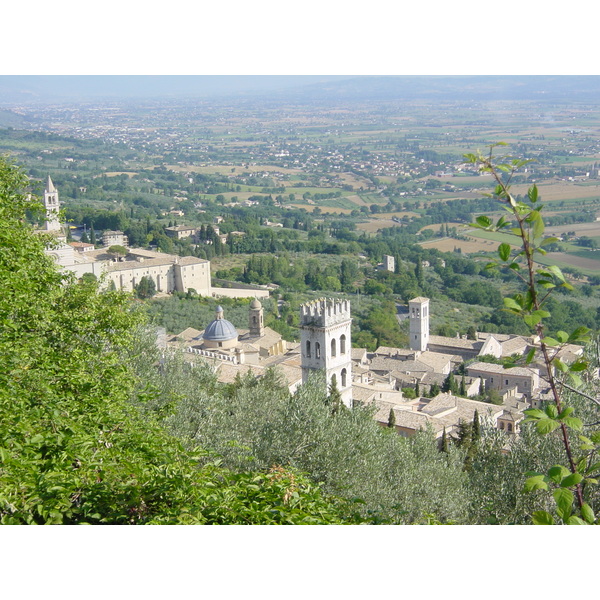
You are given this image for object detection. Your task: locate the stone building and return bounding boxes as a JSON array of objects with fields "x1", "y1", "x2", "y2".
[{"x1": 300, "y1": 298, "x2": 353, "y2": 408}]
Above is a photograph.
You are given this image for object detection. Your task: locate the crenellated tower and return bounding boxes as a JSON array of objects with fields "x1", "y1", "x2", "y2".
[{"x1": 300, "y1": 298, "x2": 352, "y2": 408}]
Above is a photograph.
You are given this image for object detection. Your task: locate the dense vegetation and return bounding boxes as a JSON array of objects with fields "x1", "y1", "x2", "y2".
[{"x1": 0, "y1": 158, "x2": 358, "y2": 524}]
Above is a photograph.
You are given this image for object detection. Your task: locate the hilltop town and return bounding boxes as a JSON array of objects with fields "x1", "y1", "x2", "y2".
[{"x1": 41, "y1": 177, "x2": 586, "y2": 446}]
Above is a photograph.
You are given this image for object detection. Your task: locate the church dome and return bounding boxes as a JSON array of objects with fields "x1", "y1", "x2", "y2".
[
  {"x1": 250, "y1": 298, "x2": 262, "y2": 309},
  {"x1": 203, "y1": 306, "x2": 238, "y2": 342}
]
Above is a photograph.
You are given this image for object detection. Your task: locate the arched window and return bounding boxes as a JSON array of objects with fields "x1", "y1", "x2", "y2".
[
  {"x1": 507, "y1": 423, "x2": 513, "y2": 433},
  {"x1": 341, "y1": 368, "x2": 347, "y2": 387},
  {"x1": 315, "y1": 342, "x2": 321, "y2": 359},
  {"x1": 331, "y1": 338, "x2": 336, "y2": 357},
  {"x1": 253, "y1": 316, "x2": 257, "y2": 325},
  {"x1": 340, "y1": 334, "x2": 346, "y2": 354},
  {"x1": 306, "y1": 340, "x2": 311, "y2": 358}
]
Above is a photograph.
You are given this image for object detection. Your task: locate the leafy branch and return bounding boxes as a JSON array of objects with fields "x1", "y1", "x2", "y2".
[{"x1": 465, "y1": 144, "x2": 596, "y2": 523}]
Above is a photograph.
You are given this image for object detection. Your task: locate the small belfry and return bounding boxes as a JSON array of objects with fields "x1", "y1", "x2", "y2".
[
  {"x1": 248, "y1": 298, "x2": 265, "y2": 337},
  {"x1": 300, "y1": 298, "x2": 353, "y2": 408},
  {"x1": 43, "y1": 175, "x2": 62, "y2": 232}
]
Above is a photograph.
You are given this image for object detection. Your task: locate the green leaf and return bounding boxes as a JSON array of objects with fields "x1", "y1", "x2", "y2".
[
  {"x1": 524, "y1": 475, "x2": 549, "y2": 492},
  {"x1": 542, "y1": 337, "x2": 559, "y2": 347},
  {"x1": 585, "y1": 461, "x2": 600, "y2": 475},
  {"x1": 528, "y1": 185, "x2": 539, "y2": 203},
  {"x1": 569, "y1": 360, "x2": 588, "y2": 372},
  {"x1": 532, "y1": 511, "x2": 555, "y2": 525},
  {"x1": 533, "y1": 310, "x2": 551, "y2": 319},
  {"x1": 547, "y1": 465, "x2": 570, "y2": 483},
  {"x1": 553, "y1": 487, "x2": 574, "y2": 521},
  {"x1": 562, "y1": 417, "x2": 583, "y2": 431},
  {"x1": 524, "y1": 314, "x2": 541, "y2": 327},
  {"x1": 565, "y1": 516, "x2": 586, "y2": 525},
  {"x1": 547, "y1": 265, "x2": 566, "y2": 282},
  {"x1": 541, "y1": 237, "x2": 560, "y2": 246},
  {"x1": 557, "y1": 407, "x2": 574, "y2": 419},
  {"x1": 498, "y1": 243, "x2": 511, "y2": 262},
  {"x1": 524, "y1": 348, "x2": 536, "y2": 364},
  {"x1": 503, "y1": 297, "x2": 522, "y2": 312},
  {"x1": 536, "y1": 419, "x2": 561, "y2": 435},
  {"x1": 532, "y1": 214, "x2": 544, "y2": 240},
  {"x1": 569, "y1": 374, "x2": 583, "y2": 388},
  {"x1": 560, "y1": 472, "x2": 583, "y2": 488},
  {"x1": 475, "y1": 215, "x2": 492, "y2": 229},
  {"x1": 523, "y1": 408, "x2": 546, "y2": 420},
  {"x1": 555, "y1": 331, "x2": 569, "y2": 343},
  {"x1": 544, "y1": 404, "x2": 558, "y2": 419},
  {"x1": 569, "y1": 326, "x2": 591, "y2": 343},
  {"x1": 553, "y1": 358, "x2": 568, "y2": 373}
]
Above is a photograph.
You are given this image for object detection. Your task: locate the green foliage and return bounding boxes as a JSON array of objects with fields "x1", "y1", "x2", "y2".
[
  {"x1": 135, "y1": 275, "x2": 157, "y2": 299},
  {"x1": 146, "y1": 356, "x2": 470, "y2": 524},
  {"x1": 465, "y1": 145, "x2": 599, "y2": 524},
  {"x1": 107, "y1": 244, "x2": 128, "y2": 256},
  {"x1": 0, "y1": 157, "x2": 359, "y2": 525}
]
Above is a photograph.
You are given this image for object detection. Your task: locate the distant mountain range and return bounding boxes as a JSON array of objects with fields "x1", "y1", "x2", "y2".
[{"x1": 1, "y1": 75, "x2": 600, "y2": 105}]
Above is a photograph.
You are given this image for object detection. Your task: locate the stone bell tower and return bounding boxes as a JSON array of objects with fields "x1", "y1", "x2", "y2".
[
  {"x1": 43, "y1": 175, "x2": 62, "y2": 232},
  {"x1": 249, "y1": 298, "x2": 264, "y2": 337},
  {"x1": 300, "y1": 298, "x2": 352, "y2": 408},
  {"x1": 409, "y1": 296, "x2": 429, "y2": 352}
]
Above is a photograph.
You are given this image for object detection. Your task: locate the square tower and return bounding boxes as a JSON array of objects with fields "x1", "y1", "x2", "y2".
[
  {"x1": 383, "y1": 254, "x2": 395, "y2": 272},
  {"x1": 300, "y1": 298, "x2": 352, "y2": 408},
  {"x1": 409, "y1": 296, "x2": 429, "y2": 352}
]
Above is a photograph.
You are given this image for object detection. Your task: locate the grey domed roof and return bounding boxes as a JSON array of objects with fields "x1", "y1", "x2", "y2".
[
  {"x1": 203, "y1": 306, "x2": 238, "y2": 342},
  {"x1": 250, "y1": 298, "x2": 262, "y2": 309}
]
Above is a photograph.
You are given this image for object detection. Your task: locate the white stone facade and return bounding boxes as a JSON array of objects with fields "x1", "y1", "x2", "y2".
[
  {"x1": 300, "y1": 298, "x2": 353, "y2": 408},
  {"x1": 409, "y1": 297, "x2": 429, "y2": 352},
  {"x1": 43, "y1": 176, "x2": 62, "y2": 232}
]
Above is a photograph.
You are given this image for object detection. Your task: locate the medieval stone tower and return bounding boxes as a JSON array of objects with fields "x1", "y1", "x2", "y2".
[
  {"x1": 249, "y1": 298, "x2": 264, "y2": 337},
  {"x1": 409, "y1": 296, "x2": 429, "y2": 352},
  {"x1": 300, "y1": 298, "x2": 352, "y2": 408},
  {"x1": 43, "y1": 175, "x2": 62, "y2": 232}
]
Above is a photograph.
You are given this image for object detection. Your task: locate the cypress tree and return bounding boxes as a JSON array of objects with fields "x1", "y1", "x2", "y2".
[
  {"x1": 459, "y1": 374, "x2": 466, "y2": 397},
  {"x1": 440, "y1": 427, "x2": 449, "y2": 453},
  {"x1": 387, "y1": 408, "x2": 396, "y2": 429},
  {"x1": 328, "y1": 376, "x2": 342, "y2": 416},
  {"x1": 472, "y1": 409, "x2": 480, "y2": 442}
]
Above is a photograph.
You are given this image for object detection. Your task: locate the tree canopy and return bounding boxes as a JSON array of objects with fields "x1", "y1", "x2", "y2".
[{"x1": 0, "y1": 157, "x2": 352, "y2": 524}]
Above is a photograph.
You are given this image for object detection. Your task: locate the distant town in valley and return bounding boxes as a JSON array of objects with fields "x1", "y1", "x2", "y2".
[{"x1": 4, "y1": 75, "x2": 600, "y2": 526}]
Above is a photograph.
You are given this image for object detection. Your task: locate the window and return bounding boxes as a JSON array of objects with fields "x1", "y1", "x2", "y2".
[
  {"x1": 505, "y1": 379, "x2": 509, "y2": 385},
  {"x1": 315, "y1": 342, "x2": 321, "y2": 359},
  {"x1": 331, "y1": 338, "x2": 336, "y2": 357},
  {"x1": 340, "y1": 334, "x2": 346, "y2": 354},
  {"x1": 306, "y1": 340, "x2": 311, "y2": 358},
  {"x1": 341, "y1": 368, "x2": 347, "y2": 387},
  {"x1": 507, "y1": 423, "x2": 513, "y2": 433}
]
